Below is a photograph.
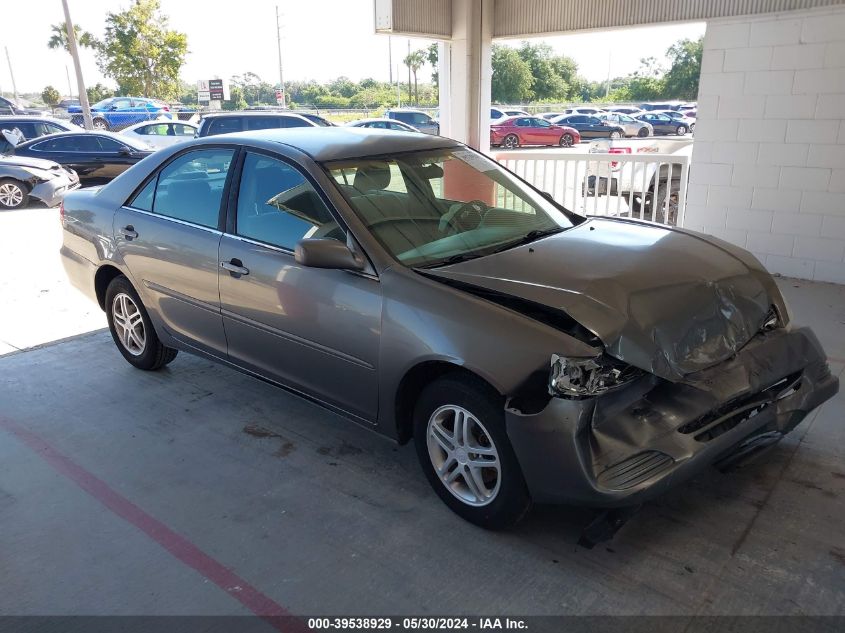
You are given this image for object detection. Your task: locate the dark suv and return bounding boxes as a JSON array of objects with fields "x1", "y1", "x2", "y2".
[
  {"x1": 196, "y1": 112, "x2": 317, "y2": 137},
  {"x1": 385, "y1": 109, "x2": 439, "y2": 135}
]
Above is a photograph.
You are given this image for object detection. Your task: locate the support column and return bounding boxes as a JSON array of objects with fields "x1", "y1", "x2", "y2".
[{"x1": 438, "y1": 0, "x2": 492, "y2": 153}]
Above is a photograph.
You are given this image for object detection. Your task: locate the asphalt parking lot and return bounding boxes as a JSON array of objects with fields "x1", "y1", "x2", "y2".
[{"x1": 1, "y1": 204, "x2": 844, "y2": 620}]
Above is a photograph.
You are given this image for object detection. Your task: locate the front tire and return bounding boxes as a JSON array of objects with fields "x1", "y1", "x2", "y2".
[
  {"x1": 105, "y1": 275, "x2": 178, "y2": 370},
  {"x1": 92, "y1": 118, "x2": 109, "y2": 130},
  {"x1": 503, "y1": 134, "x2": 519, "y2": 149},
  {"x1": 0, "y1": 179, "x2": 28, "y2": 210},
  {"x1": 559, "y1": 133, "x2": 574, "y2": 147},
  {"x1": 637, "y1": 127, "x2": 649, "y2": 137},
  {"x1": 413, "y1": 375, "x2": 531, "y2": 529}
]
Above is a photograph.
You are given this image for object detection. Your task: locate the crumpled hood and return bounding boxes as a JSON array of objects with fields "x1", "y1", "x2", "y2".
[
  {"x1": 0, "y1": 155, "x2": 64, "y2": 171},
  {"x1": 425, "y1": 218, "x2": 779, "y2": 381}
]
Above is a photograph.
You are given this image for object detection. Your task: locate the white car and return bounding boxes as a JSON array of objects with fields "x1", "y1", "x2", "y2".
[
  {"x1": 346, "y1": 118, "x2": 420, "y2": 132},
  {"x1": 491, "y1": 107, "x2": 528, "y2": 122},
  {"x1": 119, "y1": 120, "x2": 198, "y2": 149}
]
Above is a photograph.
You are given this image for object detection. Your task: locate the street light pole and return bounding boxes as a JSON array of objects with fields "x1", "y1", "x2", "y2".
[
  {"x1": 66, "y1": 65, "x2": 73, "y2": 100},
  {"x1": 4, "y1": 47, "x2": 20, "y2": 107},
  {"x1": 275, "y1": 5, "x2": 286, "y2": 109},
  {"x1": 61, "y1": 0, "x2": 93, "y2": 129}
]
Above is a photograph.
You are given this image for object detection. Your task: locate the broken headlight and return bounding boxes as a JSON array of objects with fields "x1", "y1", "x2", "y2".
[{"x1": 549, "y1": 354, "x2": 643, "y2": 398}]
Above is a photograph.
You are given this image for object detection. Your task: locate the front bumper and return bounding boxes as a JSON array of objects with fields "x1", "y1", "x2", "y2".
[
  {"x1": 30, "y1": 172, "x2": 80, "y2": 207},
  {"x1": 505, "y1": 326, "x2": 838, "y2": 506}
]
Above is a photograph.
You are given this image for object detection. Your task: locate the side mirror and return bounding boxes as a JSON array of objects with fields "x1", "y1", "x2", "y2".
[
  {"x1": 295, "y1": 238, "x2": 364, "y2": 271},
  {"x1": 118, "y1": 146, "x2": 133, "y2": 156}
]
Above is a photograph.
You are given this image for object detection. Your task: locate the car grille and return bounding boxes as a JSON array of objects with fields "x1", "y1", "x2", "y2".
[
  {"x1": 677, "y1": 371, "x2": 802, "y2": 442},
  {"x1": 597, "y1": 450, "x2": 675, "y2": 490}
]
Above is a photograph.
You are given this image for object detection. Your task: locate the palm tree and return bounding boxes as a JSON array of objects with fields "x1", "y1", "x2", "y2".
[
  {"x1": 47, "y1": 23, "x2": 95, "y2": 53},
  {"x1": 403, "y1": 49, "x2": 427, "y2": 105}
]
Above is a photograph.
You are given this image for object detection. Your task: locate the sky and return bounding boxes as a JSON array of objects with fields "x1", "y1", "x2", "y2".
[{"x1": 1, "y1": 0, "x2": 705, "y2": 96}]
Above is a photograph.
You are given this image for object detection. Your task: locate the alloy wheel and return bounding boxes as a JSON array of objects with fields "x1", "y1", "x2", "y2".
[
  {"x1": 610, "y1": 130, "x2": 621, "y2": 139},
  {"x1": 0, "y1": 182, "x2": 24, "y2": 208},
  {"x1": 93, "y1": 119, "x2": 108, "y2": 130},
  {"x1": 504, "y1": 135, "x2": 519, "y2": 149},
  {"x1": 426, "y1": 405, "x2": 501, "y2": 507},
  {"x1": 111, "y1": 292, "x2": 146, "y2": 356},
  {"x1": 560, "y1": 133, "x2": 574, "y2": 147}
]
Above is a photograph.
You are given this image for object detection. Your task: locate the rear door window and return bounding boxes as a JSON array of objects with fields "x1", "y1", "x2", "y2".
[
  {"x1": 132, "y1": 148, "x2": 235, "y2": 227},
  {"x1": 245, "y1": 117, "x2": 281, "y2": 131},
  {"x1": 279, "y1": 115, "x2": 313, "y2": 128}
]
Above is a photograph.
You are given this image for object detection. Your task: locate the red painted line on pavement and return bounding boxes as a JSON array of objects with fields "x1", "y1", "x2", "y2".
[{"x1": 0, "y1": 417, "x2": 307, "y2": 633}]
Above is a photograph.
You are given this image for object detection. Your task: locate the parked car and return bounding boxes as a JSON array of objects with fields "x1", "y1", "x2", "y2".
[
  {"x1": 7, "y1": 131, "x2": 153, "y2": 182},
  {"x1": 600, "y1": 112, "x2": 652, "y2": 137},
  {"x1": 0, "y1": 115, "x2": 76, "y2": 141},
  {"x1": 295, "y1": 112, "x2": 335, "y2": 127},
  {"x1": 635, "y1": 112, "x2": 690, "y2": 136},
  {"x1": 195, "y1": 111, "x2": 317, "y2": 137},
  {"x1": 347, "y1": 118, "x2": 420, "y2": 132},
  {"x1": 0, "y1": 154, "x2": 79, "y2": 209},
  {"x1": 490, "y1": 116, "x2": 580, "y2": 148},
  {"x1": 539, "y1": 112, "x2": 565, "y2": 120},
  {"x1": 491, "y1": 107, "x2": 529, "y2": 122},
  {"x1": 386, "y1": 109, "x2": 439, "y2": 135},
  {"x1": 0, "y1": 96, "x2": 46, "y2": 116},
  {"x1": 120, "y1": 120, "x2": 198, "y2": 149},
  {"x1": 58, "y1": 127, "x2": 838, "y2": 529},
  {"x1": 68, "y1": 97, "x2": 173, "y2": 130},
  {"x1": 639, "y1": 102, "x2": 683, "y2": 111},
  {"x1": 550, "y1": 114, "x2": 624, "y2": 139},
  {"x1": 562, "y1": 107, "x2": 607, "y2": 116},
  {"x1": 606, "y1": 106, "x2": 643, "y2": 116},
  {"x1": 651, "y1": 109, "x2": 696, "y2": 131},
  {"x1": 56, "y1": 98, "x2": 81, "y2": 111}
]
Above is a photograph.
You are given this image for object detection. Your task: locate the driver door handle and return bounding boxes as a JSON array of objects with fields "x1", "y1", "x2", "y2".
[{"x1": 221, "y1": 259, "x2": 249, "y2": 277}]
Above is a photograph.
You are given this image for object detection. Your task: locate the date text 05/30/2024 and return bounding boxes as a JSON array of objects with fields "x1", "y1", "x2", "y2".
[{"x1": 307, "y1": 617, "x2": 529, "y2": 630}]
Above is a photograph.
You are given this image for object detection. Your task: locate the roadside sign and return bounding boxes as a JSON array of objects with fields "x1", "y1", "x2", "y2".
[
  {"x1": 197, "y1": 78, "x2": 230, "y2": 102},
  {"x1": 275, "y1": 89, "x2": 284, "y2": 105}
]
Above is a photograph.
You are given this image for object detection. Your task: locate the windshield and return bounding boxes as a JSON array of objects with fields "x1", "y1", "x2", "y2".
[
  {"x1": 325, "y1": 148, "x2": 577, "y2": 268},
  {"x1": 92, "y1": 98, "x2": 114, "y2": 109}
]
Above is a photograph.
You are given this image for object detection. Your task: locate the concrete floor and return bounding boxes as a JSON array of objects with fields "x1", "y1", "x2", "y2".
[{"x1": 1, "y1": 206, "x2": 844, "y2": 618}]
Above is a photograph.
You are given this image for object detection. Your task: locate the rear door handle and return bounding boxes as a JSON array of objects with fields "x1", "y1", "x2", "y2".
[
  {"x1": 120, "y1": 225, "x2": 138, "y2": 240},
  {"x1": 221, "y1": 259, "x2": 249, "y2": 277}
]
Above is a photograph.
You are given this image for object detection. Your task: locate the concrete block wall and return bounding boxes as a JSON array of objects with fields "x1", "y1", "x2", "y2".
[{"x1": 687, "y1": 5, "x2": 845, "y2": 284}]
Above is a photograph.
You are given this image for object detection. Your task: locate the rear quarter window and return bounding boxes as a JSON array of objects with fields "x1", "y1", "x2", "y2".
[{"x1": 206, "y1": 117, "x2": 243, "y2": 136}]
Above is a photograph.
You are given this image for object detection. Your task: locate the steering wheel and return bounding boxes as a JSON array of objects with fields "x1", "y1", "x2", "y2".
[{"x1": 444, "y1": 200, "x2": 488, "y2": 233}]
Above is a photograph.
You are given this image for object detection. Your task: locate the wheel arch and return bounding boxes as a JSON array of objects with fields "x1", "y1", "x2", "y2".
[
  {"x1": 94, "y1": 264, "x2": 126, "y2": 311},
  {"x1": 394, "y1": 361, "x2": 504, "y2": 445}
]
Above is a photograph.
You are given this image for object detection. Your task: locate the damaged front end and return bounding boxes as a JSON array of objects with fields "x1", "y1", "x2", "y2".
[{"x1": 505, "y1": 324, "x2": 837, "y2": 506}]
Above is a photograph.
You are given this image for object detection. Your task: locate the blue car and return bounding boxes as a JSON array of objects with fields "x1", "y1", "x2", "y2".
[{"x1": 69, "y1": 97, "x2": 172, "y2": 130}]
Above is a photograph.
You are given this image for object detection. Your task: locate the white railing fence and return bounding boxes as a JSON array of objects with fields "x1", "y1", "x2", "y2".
[{"x1": 493, "y1": 150, "x2": 690, "y2": 227}]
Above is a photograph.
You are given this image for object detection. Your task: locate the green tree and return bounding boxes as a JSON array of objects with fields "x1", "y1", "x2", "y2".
[
  {"x1": 223, "y1": 85, "x2": 247, "y2": 111},
  {"x1": 491, "y1": 45, "x2": 533, "y2": 103},
  {"x1": 426, "y1": 43, "x2": 439, "y2": 89},
  {"x1": 663, "y1": 37, "x2": 703, "y2": 100},
  {"x1": 95, "y1": 0, "x2": 188, "y2": 100},
  {"x1": 41, "y1": 85, "x2": 61, "y2": 107},
  {"x1": 47, "y1": 23, "x2": 95, "y2": 52},
  {"x1": 329, "y1": 76, "x2": 358, "y2": 99},
  {"x1": 517, "y1": 42, "x2": 568, "y2": 100},
  {"x1": 403, "y1": 50, "x2": 427, "y2": 104},
  {"x1": 86, "y1": 83, "x2": 114, "y2": 104}
]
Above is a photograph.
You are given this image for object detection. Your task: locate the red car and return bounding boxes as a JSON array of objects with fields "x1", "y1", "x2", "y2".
[{"x1": 491, "y1": 115, "x2": 581, "y2": 149}]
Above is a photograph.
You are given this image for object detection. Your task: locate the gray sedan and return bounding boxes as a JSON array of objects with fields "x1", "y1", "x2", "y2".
[{"x1": 60, "y1": 128, "x2": 838, "y2": 530}]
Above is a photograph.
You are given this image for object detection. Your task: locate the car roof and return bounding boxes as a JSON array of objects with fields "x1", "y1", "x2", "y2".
[
  {"x1": 16, "y1": 129, "x2": 151, "y2": 150},
  {"x1": 195, "y1": 127, "x2": 459, "y2": 162},
  {"x1": 123, "y1": 119, "x2": 196, "y2": 130},
  {"x1": 349, "y1": 118, "x2": 405, "y2": 125},
  {"x1": 200, "y1": 111, "x2": 313, "y2": 122}
]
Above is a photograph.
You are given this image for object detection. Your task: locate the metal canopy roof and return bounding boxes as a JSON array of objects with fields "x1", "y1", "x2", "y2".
[{"x1": 375, "y1": 0, "x2": 845, "y2": 38}]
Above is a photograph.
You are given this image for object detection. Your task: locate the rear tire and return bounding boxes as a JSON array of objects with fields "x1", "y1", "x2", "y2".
[
  {"x1": 676, "y1": 125, "x2": 687, "y2": 136},
  {"x1": 610, "y1": 130, "x2": 622, "y2": 139},
  {"x1": 503, "y1": 134, "x2": 519, "y2": 149},
  {"x1": 413, "y1": 375, "x2": 531, "y2": 529},
  {"x1": 0, "y1": 179, "x2": 28, "y2": 210},
  {"x1": 105, "y1": 275, "x2": 178, "y2": 371}
]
